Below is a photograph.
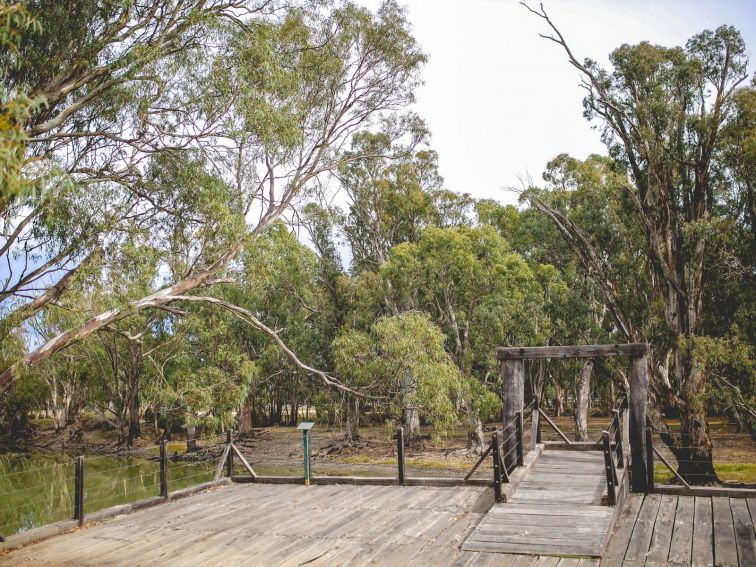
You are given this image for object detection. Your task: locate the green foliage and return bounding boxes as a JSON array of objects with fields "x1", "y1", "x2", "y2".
[{"x1": 332, "y1": 312, "x2": 462, "y2": 431}]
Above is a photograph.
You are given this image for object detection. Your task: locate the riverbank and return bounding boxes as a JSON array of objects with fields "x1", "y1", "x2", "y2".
[{"x1": 4, "y1": 413, "x2": 755, "y2": 483}]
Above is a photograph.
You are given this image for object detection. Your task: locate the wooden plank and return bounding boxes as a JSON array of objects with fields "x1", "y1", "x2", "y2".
[
  {"x1": 655, "y1": 485, "x2": 756, "y2": 499},
  {"x1": 712, "y1": 497, "x2": 739, "y2": 567},
  {"x1": 624, "y1": 493, "x2": 661, "y2": 561},
  {"x1": 691, "y1": 496, "x2": 713, "y2": 567},
  {"x1": 496, "y1": 343, "x2": 648, "y2": 360},
  {"x1": 730, "y1": 498, "x2": 756, "y2": 567},
  {"x1": 747, "y1": 498, "x2": 756, "y2": 531},
  {"x1": 645, "y1": 494, "x2": 677, "y2": 563},
  {"x1": 463, "y1": 539, "x2": 602, "y2": 556},
  {"x1": 668, "y1": 495, "x2": 694, "y2": 564}
]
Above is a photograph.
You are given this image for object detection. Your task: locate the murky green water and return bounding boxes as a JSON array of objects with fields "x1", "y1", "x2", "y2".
[{"x1": 0, "y1": 452, "x2": 215, "y2": 537}]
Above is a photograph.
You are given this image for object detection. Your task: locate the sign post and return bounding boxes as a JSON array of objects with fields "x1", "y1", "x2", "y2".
[{"x1": 297, "y1": 421, "x2": 315, "y2": 485}]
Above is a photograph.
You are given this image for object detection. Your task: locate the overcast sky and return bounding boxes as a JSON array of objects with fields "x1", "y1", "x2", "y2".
[{"x1": 358, "y1": 0, "x2": 756, "y2": 206}]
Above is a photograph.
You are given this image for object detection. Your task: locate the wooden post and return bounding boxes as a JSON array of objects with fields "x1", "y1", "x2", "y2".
[
  {"x1": 646, "y1": 427, "x2": 654, "y2": 493},
  {"x1": 515, "y1": 411, "x2": 524, "y2": 467},
  {"x1": 491, "y1": 431, "x2": 502, "y2": 503},
  {"x1": 531, "y1": 397, "x2": 540, "y2": 450},
  {"x1": 612, "y1": 409, "x2": 623, "y2": 468},
  {"x1": 160, "y1": 439, "x2": 168, "y2": 498},
  {"x1": 226, "y1": 430, "x2": 234, "y2": 479},
  {"x1": 622, "y1": 406, "x2": 630, "y2": 466},
  {"x1": 628, "y1": 352, "x2": 649, "y2": 493},
  {"x1": 397, "y1": 427, "x2": 405, "y2": 485},
  {"x1": 186, "y1": 425, "x2": 196, "y2": 453},
  {"x1": 74, "y1": 456, "x2": 84, "y2": 526},
  {"x1": 500, "y1": 359, "x2": 524, "y2": 471},
  {"x1": 602, "y1": 432, "x2": 616, "y2": 506}
]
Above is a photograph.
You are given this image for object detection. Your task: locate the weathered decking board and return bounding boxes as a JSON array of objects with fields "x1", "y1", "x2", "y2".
[
  {"x1": 0, "y1": 483, "x2": 512, "y2": 567},
  {"x1": 602, "y1": 492, "x2": 755, "y2": 566},
  {"x1": 462, "y1": 451, "x2": 614, "y2": 557},
  {"x1": 1, "y1": 481, "x2": 751, "y2": 565}
]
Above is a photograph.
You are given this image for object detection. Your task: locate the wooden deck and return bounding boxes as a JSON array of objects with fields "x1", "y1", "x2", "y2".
[
  {"x1": 1, "y1": 483, "x2": 593, "y2": 566},
  {"x1": 462, "y1": 451, "x2": 614, "y2": 557},
  {"x1": 2, "y1": 482, "x2": 753, "y2": 565},
  {"x1": 604, "y1": 493, "x2": 756, "y2": 566}
]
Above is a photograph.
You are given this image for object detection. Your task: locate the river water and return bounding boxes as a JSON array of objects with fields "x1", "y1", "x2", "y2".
[{"x1": 0, "y1": 452, "x2": 216, "y2": 538}]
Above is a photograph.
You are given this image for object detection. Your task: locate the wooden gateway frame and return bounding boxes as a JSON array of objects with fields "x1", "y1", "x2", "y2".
[{"x1": 497, "y1": 343, "x2": 651, "y2": 493}]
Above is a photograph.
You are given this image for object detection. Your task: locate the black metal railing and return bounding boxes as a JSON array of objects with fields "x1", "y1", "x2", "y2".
[
  {"x1": 0, "y1": 431, "x2": 232, "y2": 540},
  {"x1": 601, "y1": 400, "x2": 626, "y2": 506},
  {"x1": 491, "y1": 403, "x2": 534, "y2": 502}
]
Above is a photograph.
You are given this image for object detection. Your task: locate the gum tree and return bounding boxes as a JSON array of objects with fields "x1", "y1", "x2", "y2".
[
  {"x1": 524, "y1": 3, "x2": 750, "y2": 483},
  {"x1": 0, "y1": 1, "x2": 427, "y2": 396}
]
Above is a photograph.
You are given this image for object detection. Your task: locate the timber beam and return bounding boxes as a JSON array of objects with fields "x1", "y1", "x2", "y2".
[{"x1": 496, "y1": 343, "x2": 648, "y2": 360}]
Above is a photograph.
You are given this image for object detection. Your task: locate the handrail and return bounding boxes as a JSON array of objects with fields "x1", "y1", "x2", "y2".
[
  {"x1": 602, "y1": 431, "x2": 617, "y2": 505},
  {"x1": 600, "y1": 400, "x2": 627, "y2": 506},
  {"x1": 491, "y1": 407, "x2": 532, "y2": 502}
]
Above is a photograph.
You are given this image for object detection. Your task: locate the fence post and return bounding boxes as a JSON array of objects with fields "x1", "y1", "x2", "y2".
[
  {"x1": 160, "y1": 439, "x2": 169, "y2": 498},
  {"x1": 397, "y1": 427, "x2": 405, "y2": 485},
  {"x1": 492, "y1": 431, "x2": 502, "y2": 503},
  {"x1": 74, "y1": 456, "x2": 84, "y2": 526},
  {"x1": 500, "y1": 358, "x2": 524, "y2": 472},
  {"x1": 226, "y1": 430, "x2": 234, "y2": 479},
  {"x1": 602, "y1": 432, "x2": 616, "y2": 506},
  {"x1": 515, "y1": 411, "x2": 524, "y2": 467},
  {"x1": 646, "y1": 427, "x2": 654, "y2": 493},
  {"x1": 531, "y1": 397, "x2": 539, "y2": 450},
  {"x1": 612, "y1": 409, "x2": 624, "y2": 468},
  {"x1": 186, "y1": 425, "x2": 197, "y2": 453},
  {"x1": 629, "y1": 351, "x2": 649, "y2": 493}
]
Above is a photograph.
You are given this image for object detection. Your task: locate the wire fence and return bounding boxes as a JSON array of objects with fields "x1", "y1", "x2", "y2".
[
  {"x1": 647, "y1": 428, "x2": 752, "y2": 485},
  {"x1": 0, "y1": 432, "x2": 227, "y2": 538}
]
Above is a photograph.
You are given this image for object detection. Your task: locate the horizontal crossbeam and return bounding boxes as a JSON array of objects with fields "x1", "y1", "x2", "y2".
[{"x1": 496, "y1": 343, "x2": 648, "y2": 360}]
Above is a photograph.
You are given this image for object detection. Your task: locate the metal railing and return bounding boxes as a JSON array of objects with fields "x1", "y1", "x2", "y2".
[
  {"x1": 601, "y1": 400, "x2": 627, "y2": 505},
  {"x1": 0, "y1": 431, "x2": 231, "y2": 540},
  {"x1": 490, "y1": 403, "x2": 534, "y2": 503}
]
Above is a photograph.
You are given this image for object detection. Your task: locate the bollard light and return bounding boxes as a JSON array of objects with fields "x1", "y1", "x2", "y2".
[{"x1": 297, "y1": 421, "x2": 315, "y2": 485}]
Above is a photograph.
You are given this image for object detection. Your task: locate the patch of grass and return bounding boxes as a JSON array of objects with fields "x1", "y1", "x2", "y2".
[
  {"x1": 654, "y1": 463, "x2": 756, "y2": 484},
  {"x1": 405, "y1": 458, "x2": 468, "y2": 470},
  {"x1": 340, "y1": 455, "x2": 373, "y2": 464}
]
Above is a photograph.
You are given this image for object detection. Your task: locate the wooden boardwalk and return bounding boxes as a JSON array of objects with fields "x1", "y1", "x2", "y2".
[
  {"x1": 1, "y1": 481, "x2": 753, "y2": 565},
  {"x1": 1, "y1": 483, "x2": 594, "y2": 567},
  {"x1": 604, "y1": 492, "x2": 756, "y2": 566},
  {"x1": 462, "y1": 451, "x2": 614, "y2": 557}
]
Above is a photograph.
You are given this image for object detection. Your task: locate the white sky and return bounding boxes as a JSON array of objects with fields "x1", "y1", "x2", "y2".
[{"x1": 359, "y1": 0, "x2": 756, "y2": 206}]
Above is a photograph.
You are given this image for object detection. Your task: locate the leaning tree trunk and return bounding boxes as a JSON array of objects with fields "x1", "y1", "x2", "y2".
[{"x1": 575, "y1": 360, "x2": 593, "y2": 442}]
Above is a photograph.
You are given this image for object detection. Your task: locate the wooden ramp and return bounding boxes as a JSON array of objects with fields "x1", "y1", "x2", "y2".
[{"x1": 462, "y1": 450, "x2": 614, "y2": 557}]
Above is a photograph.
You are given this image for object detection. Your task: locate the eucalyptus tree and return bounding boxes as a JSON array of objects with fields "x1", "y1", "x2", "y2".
[
  {"x1": 331, "y1": 311, "x2": 462, "y2": 439},
  {"x1": 337, "y1": 121, "x2": 440, "y2": 274},
  {"x1": 381, "y1": 225, "x2": 548, "y2": 449},
  {"x1": 0, "y1": 1, "x2": 427, "y2": 399},
  {"x1": 525, "y1": 3, "x2": 751, "y2": 482}
]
